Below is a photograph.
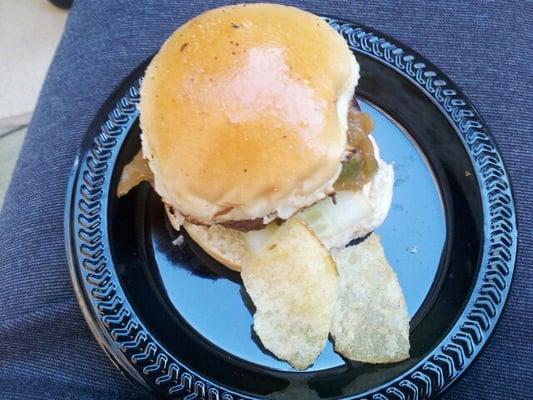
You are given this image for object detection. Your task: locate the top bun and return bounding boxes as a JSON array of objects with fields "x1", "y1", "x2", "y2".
[{"x1": 140, "y1": 3, "x2": 359, "y2": 225}]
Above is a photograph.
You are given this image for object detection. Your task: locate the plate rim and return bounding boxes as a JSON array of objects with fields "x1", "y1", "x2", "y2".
[{"x1": 65, "y1": 18, "x2": 518, "y2": 400}]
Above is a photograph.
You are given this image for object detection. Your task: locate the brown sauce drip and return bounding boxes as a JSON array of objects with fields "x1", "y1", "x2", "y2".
[
  {"x1": 334, "y1": 107, "x2": 378, "y2": 192},
  {"x1": 117, "y1": 151, "x2": 154, "y2": 197}
]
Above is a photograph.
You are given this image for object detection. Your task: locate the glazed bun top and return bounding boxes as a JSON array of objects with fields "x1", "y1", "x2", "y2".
[{"x1": 140, "y1": 3, "x2": 359, "y2": 225}]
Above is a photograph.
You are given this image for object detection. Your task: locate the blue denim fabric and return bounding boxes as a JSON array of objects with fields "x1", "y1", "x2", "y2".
[{"x1": 0, "y1": 1, "x2": 531, "y2": 399}]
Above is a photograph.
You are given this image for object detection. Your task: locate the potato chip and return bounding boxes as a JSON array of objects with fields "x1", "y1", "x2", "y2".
[
  {"x1": 331, "y1": 234, "x2": 410, "y2": 363},
  {"x1": 241, "y1": 219, "x2": 338, "y2": 370}
]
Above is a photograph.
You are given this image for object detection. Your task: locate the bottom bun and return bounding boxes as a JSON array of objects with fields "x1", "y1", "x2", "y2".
[{"x1": 183, "y1": 222, "x2": 248, "y2": 272}]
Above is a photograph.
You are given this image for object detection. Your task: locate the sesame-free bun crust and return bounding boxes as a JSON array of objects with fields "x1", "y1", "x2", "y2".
[{"x1": 140, "y1": 3, "x2": 358, "y2": 225}]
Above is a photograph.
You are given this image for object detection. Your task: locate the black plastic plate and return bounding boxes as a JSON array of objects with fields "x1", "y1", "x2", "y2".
[{"x1": 65, "y1": 19, "x2": 517, "y2": 399}]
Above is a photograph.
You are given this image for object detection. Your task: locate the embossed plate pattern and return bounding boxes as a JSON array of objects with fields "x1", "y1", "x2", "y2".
[{"x1": 65, "y1": 19, "x2": 517, "y2": 399}]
